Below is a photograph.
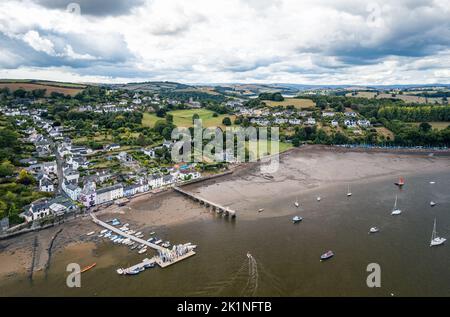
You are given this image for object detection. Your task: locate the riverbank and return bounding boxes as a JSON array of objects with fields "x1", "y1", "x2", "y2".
[{"x1": 1, "y1": 145, "x2": 450, "y2": 282}]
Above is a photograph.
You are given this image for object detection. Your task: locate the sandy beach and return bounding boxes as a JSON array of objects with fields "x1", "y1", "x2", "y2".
[{"x1": 1, "y1": 145, "x2": 450, "y2": 282}]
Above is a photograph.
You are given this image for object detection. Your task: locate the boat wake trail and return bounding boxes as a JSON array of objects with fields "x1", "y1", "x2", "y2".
[
  {"x1": 192, "y1": 252, "x2": 285, "y2": 296},
  {"x1": 241, "y1": 253, "x2": 258, "y2": 296}
]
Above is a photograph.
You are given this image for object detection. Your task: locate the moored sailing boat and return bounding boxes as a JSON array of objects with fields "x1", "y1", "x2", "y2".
[
  {"x1": 395, "y1": 177, "x2": 405, "y2": 187},
  {"x1": 391, "y1": 195, "x2": 402, "y2": 215},
  {"x1": 430, "y1": 218, "x2": 446, "y2": 247}
]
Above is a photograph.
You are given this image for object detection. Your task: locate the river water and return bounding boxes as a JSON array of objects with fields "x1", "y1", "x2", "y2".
[{"x1": 1, "y1": 170, "x2": 450, "y2": 297}]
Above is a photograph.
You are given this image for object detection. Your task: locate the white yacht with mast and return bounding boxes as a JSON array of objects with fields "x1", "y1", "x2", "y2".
[
  {"x1": 430, "y1": 218, "x2": 446, "y2": 247},
  {"x1": 391, "y1": 195, "x2": 402, "y2": 215}
]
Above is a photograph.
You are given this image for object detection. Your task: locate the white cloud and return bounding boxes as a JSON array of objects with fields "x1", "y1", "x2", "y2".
[
  {"x1": 0, "y1": 0, "x2": 448, "y2": 84},
  {"x1": 22, "y1": 30, "x2": 56, "y2": 55}
]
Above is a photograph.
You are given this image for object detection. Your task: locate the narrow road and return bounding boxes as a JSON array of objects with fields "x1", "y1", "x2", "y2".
[{"x1": 53, "y1": 142, "x2": 64, "y2": 194}]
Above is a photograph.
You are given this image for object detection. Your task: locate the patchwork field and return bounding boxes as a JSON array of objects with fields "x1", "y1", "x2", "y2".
[
  {"x1": 143, "y1": 109, "x2": 236, "y2": 128},
  {"x1": 0, "y1": 82, "x2": 85, "y2": 96},
  {"x1": 346, "y1": 91, "x2": 444, "y2": 104},
  {"x1": 264, "y1": 98, "x2": 316, "y2": 109}
]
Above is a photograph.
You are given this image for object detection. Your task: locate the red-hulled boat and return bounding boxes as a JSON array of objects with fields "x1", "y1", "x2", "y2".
[{"x1": 395, "y1": 177, "x2": 405, "y2": 187}]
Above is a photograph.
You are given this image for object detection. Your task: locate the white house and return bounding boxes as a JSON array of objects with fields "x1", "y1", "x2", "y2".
[
  {"x1": 162, "y1": 174, "x2": 176, "y2": 186},
  {"x1": 62, "y1": 182, "x2": 81, "y2": 201},
  {"x1": 22, "y1": 202, "x2": 50, "y2": 222},
  {"x1": 344, "y1": 120, "x2": 358, "y2": 128},
  {"x1": 357, "y1": 120, "x2": 371, "y2": 128},
  {"x1": 79, "y1": 182, "x2": 97, "y2": 208},
  {"x1": 95, "y1": 184, "x2": 124, "y2": 205},
  {"x1": 105, "y1": 144, "x2": 121, "y2": 151},
  {"x1": 63, "y1": 168, "x2": 80, "y2": 183},
  {"x1": 345, "y1": 112, "x2": 358, "y2": 118},
  {"x1": 322, "y1": 111, "x2": 336, "y2": 118},
  {"x1": 274, "y1": 118, "x2": 288, "y2": 125},
  {"x1": 142, "y1": 148, "x2": 156, "y2": 158},
  {"x1": 39, "y1": 176, "x2": 54, "y2": 192},
  {"x1": 289, "y1": 119, "x2": 302, "y2": 125},
  {"x1": 148, "y1": 174, "x2": 164, "y2": 189},
  {"x1": 42, "y1": 161, "x2": 57, "y2": 174},
  {"x1": 306, "y1": 118, "x2": 316, "y2": 125},
  {"x1": 331, "y1": 120, "x2": 339, "y2": 127},
  {"x1": 178, "y1": 170, "x2": 201, "y2": 181}
]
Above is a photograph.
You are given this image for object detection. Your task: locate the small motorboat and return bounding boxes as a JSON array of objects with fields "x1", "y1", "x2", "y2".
[
  {"x1": 135, "y1": 232, "x2": 142, "y2": 236},
  {"x1": 317, "y1": 197, "x2": 321, "y2": 202},
  {"x1": 130, "y1": 245, "x2": 138, "y2": 250},
  {"x1": 430, "y1": 201, "x2": 437, "y2": 207},
  {"x1": 369, "y1": 227, "x2": 380, "y2": 234},
  {"x1": 294, "y1": 199, "x2": 299, "y2": 208},
  {"x1": 258, "y1": 208, "x2": 264, "y2": 213},
  {"x1": 143, "y1": 261, "x2": 155, "y2": 269},
  {"x1": 320, "y1": 251, "x2": 334, "y2": 261},
  {"x1": 292, "y1": 216, "x2": 303, "y2": 224},
  {"x1": 116, "y1": 268, "x2": 124, "y2": 275},
  {"x1": 347, "y1": 184, "x2": 352, "y2": 197},
  {"x1": 100, "y1": 229, "x2": 108, "y2": 234},
  {"x1": 126, "y1": 269, "x2": 140, "y2": 275},
  {"x1": 430, "y1": 181, "x2": 436, "y2": 185},
  {"x1": 138, "y1": 248, "x2": 147, "y2": 254},
  {"x1": 86, "y1": 231, "x2": 95, "y2": 236},
  {"x1": 154, "y1": 239, "x2": 163, "y2": 245},
  {"x1": 162, "y1": 241, "x2": 171, "y2": 248}
]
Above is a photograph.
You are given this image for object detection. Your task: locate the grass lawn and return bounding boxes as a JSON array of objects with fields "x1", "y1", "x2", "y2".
[
  {"x1": 264, "y1": 98, "x2": 316, "y2": 109},
  {"x1": 411, "y1": 122, "x2": 450, "y2": 131},
  {"x1": 74, "y1": 134, "x2": 113, "y2": 144},
  {"x1": 246, "y1": 140, "x2": 293, "y2": 158},
  {"x1": 143, "y1": 109, "x2": 236, "y2": 129}
]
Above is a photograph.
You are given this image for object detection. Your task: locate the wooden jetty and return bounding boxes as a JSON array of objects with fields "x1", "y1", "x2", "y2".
[
  {"x1": 173, "y1": 187, "x2": 236, "y2": 218},
  {"x1": 156, "y1": 250, "x2": 196, "y2": 268},
  {"x1": 91, "y1": 213, "x2": 197, "y2": 273},
  {"x1": 90, "y1": 213, "x2": 166, "y2": 252},
  {"x1": 124, "y1": 258, "x2": 156, "y2": 272}
]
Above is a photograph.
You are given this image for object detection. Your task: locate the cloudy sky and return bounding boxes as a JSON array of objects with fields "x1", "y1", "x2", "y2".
[{"x1": 0, "y1": 0, "x2": 449, "y2": 84}]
